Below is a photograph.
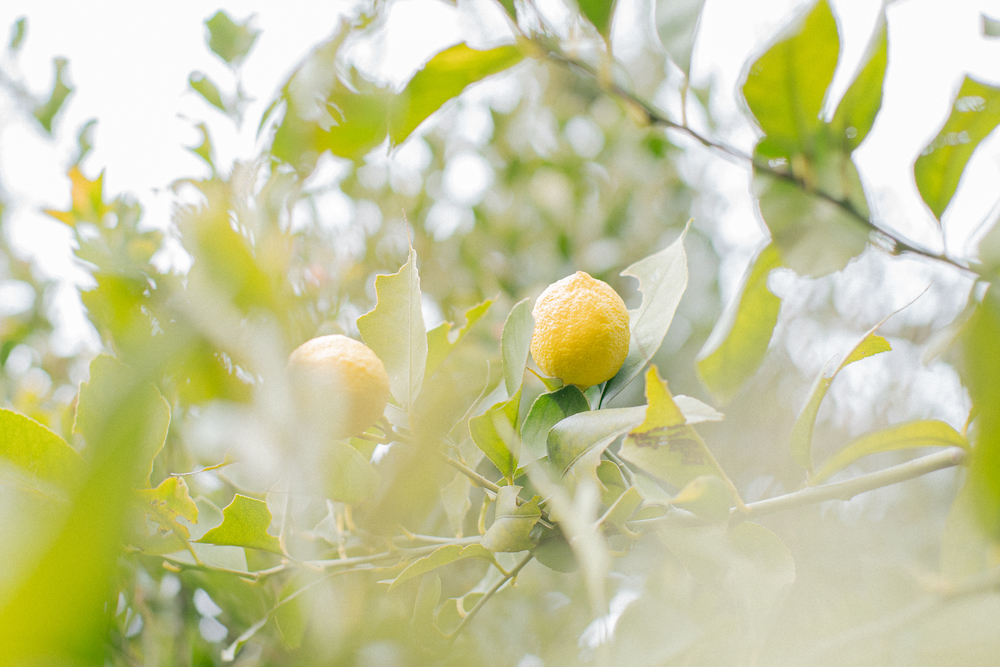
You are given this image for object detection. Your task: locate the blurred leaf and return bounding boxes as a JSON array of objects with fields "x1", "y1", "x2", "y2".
[
  {"x1": 672, "y1": 395, "x2": 724, "y2": 424},
  {"x1": 696, "y1": 243, "x2": 782, "y2": 403},
  {"x1": 390, "y1": 43, "x2": 523, "y2": 145},
  {"x1": 134, "y1": 476, "x2": 199, "y2": 553},
  {"x1": 576, "y1": 0, "x2": 618, "y2": 37},
  {"x1": 619, "y1": 367, "x2": 720, "y2": 489},
  {"x1": 9, "y1": 17, "x2": 25, "y2": 52},
  {"x1": 915, "y1": 77, "x2": 1000, "y2": 219},
  {"x1": 598, "y1": 485, "x2": 642, "y2": 527},
  {"x1": 655, "y1": 0, "x2": 706, "y2": 73},
  {"x1": 532, "y1": 525, "x2": 579, "y2": 572},
  {"x1": 829, "y1": 20, "x2": 887, "y2": 152},
  {"x1": 481, "y1": 485, "x2": 541, "y2": 552},
  {"x1": 412, "y1": 572, "x2": 442, "y2": 638},
  {"x1": 389, "y1": 544, "x2": 497, "y2": 592},
  {"x1": 671, "y1": 475, "x2": 731, "y2": 522},
  {"x1": 602, "y1": 224, "x2": 689, "y2": 404},
  {"x1": 596, "y1": 459, "x2": 627, "y2": 506},
  {"x1": 358, "y1": 247, "x2": 428, "y2": 412},
  {"x1": 196, "y1": 494, "x2": 282, "y2": 554},
  {"x1": 222, "y1": 616, "x2": 269, "y2": 661},
  {"x1": 45, "y1": 166, "x2": 110, "y2": 227},
  {"x1": 521, "y1": 385, "x2": 589, "y2": 461},
  {"x1": 547, "y1": 406, "x2": 644, "y2": 479},
  {"x1": 0, "y1": 407, "x2": 81, "y2": 488},
  {"x1": 205, "y1": 10, "x2": 259, "y2": 66},
  {"x1": 189, "y1": 122, "x2": 216, "y2": 171},
  {"x1": 495, "y1": 0, "x2": 517, "y2": 20},
  {"x1": 727, "y1": 522, "x2": 796, "y2": 645},
  {"x1": 425, "y1": 299, "x2": 491, "y2": 378},
  {"x1": 790, "y1": 324, "x2": 891, "y2": 473},
  {"x1": 470, "y1": 389, "x2": 521, "y2": 480},
  {"x1": 811, "y1": 420, "x2": 968, "y2": 484},
  {"x1": 942, "y1": 480, "x2": 1000, "y2": 577},
  {"x1": 189, "y1": 71, "x2": 227, "y2": 112},
  {"x1": 985, "y1": 14, "x2": 1000, "y2": 37},
  {"x1": 742, "y1": 0, "x2": 838, "y2": 157},
  {"x1": 962, "y1": 286, "x2": 1000, "y2": 540},
  {"x1": 32, "y1": 57, "x2": 73, "y2": 133},
  {"x1": 501, "y1": 297, "x2": 533, "y2": 396},
  {"x1": 322, "y1": 441, "x2": 378, "y2": 505},
  {"x1": 75, "y1": 118, "x2": 97, "y2": 165},
  {"x1": 441, "y1": 472, "x2": 472, "y2": 536}
]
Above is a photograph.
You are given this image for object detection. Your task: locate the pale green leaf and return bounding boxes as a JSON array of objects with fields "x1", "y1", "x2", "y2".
[
  {"x1": 389, "y1": 544, "x2": 497, "y2": 592},
  {"x1": 469, "y1": 389, "x2": 521, "y2": 479},
  {"x1": 501, "y1": 297, "x2": 533, "y2": 396},
  {"x1": 425, "y1": 299, "x2": 492, "y2": 379},
  {"x1": 696, "y1": 243, "x2": 782, "y2": 403},
  {"x1": 598, "y1": 485, "x2": 642, "y2": 527},
  {"x1": 196, "y1": 494, "x2": 282, "y2": 554},
  {"x1": 602, "y1": 225, "x2": 689, "y2": 405},
  {"x1": 481, "y1": 485, "x2": 541, "y2": 552},
  {"x1": 670, "y1": 475, "x2": 731, "y2": 522},
  {"x1": 547, "y1": 406, "x2": 645, "y2": 479},
  {"x1": 829, "y1": 19, "x2": 887, "y2": 152},
  {"x1": 189, "y1": 72, "x2": 226, "y2": 112},
  {"x1": 915, "y1": 77, "x2": 1000, "y2": 219},
  {"x1": 412, "y1": 572, "x2": 442, "y2": 637},
  {"x1": 441, "y1": 472, "x2": 472, "y2": 536},
  {"x1": 32, "y1": 57, "x2": 72, "y2": 134},
  {"x1": 672, "y1": 395, "x2": 725, "y2": 424},
  {"x1": 521, "y1": 385, "x2": 589, "y2": 461},
  {"x1": 135, "y1": 476, "x2": 199, "y2": 540},
  {"x1": 205, "y1": 10, "x2": 259, "y2": 66},
  {"x1": 357, "y1": 247, "x2": 428, "y2": 412},
  {"x1": 655, "y1": 0, "x2": 707, "y2": 73},
  {"x1": 0, "y1": 408, "x2": 81, "y2": 489},
  {"x1": 321, "y1": 442, "x2": 377, "y2": 505},
  {"x1": 9, "y1": 17, "x2": 26, "y2": 52},
  {"x1": 389, "y1": 43, "x2": 524, "y2": 145}
]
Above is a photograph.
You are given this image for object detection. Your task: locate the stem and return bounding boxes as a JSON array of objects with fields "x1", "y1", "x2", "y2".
[
  {"x1": 730, "y1": 447, "x2": 967, "y2": 523},
  {"x1": 446, "y1": 553, "x2": 534, "y2": 642}
]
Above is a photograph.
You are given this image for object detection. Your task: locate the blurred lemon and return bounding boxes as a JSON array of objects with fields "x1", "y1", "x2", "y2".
[
  {"x1": 530, "y1": 271, "x2": 630, "y2": 388},
  {"x1": 288, "y1": 334, "x2": 391, "y2": 439}
]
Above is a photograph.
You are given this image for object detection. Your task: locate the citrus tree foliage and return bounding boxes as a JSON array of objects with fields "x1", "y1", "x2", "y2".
[{"x1": 1, "y1": 2, "x2": 1000, "y2": 666}]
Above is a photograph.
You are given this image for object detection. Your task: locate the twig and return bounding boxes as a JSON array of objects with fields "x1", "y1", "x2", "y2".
[
  {"x1": 445, "y1": 553, "x2": 534, "y2": 642},
  {"x1": 731, "y1": 447, "x2": 967, "y2": 523}
]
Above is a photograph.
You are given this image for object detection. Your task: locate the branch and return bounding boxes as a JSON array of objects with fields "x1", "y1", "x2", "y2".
[
  {"x1": 731, "y1": 447, "x2": 967, "y2": 523},
  {"x1": 445, "y1": 553, "x2": 533, "y2": 642},
  {"x1": 545, "y1": 50, "x2": 978, "y2": 277}
]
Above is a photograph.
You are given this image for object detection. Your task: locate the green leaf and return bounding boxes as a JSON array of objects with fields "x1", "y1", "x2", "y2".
[
  {"x1": 321, "y1": 442, "x2": 378, "y2": 505},
  {"x1": 985, "y1": 14, "x2": 1000, "y2": 37},
  {"x1": 204, "y1": 10, "x2": 259, "y2": 66},
  {"x1": 696, "y1": 243, "x2": 782, "y2": 403},
  {"x1": 134, "y1": 476, "x2": 199, "y2": 553},
  {"x1": 441, "y1": 472, "x2": 472, "y2": 536},
  {"x1": 358, "y1": 247, "x2": 428, "y2": 412},
  {"x1": 481, "y1": 485, "x2": 541, "y2": 552},
  {"x1": 189, "y1": 122, "x2": 215, "y2": 171},
  {"x1": 32, "y1": 57, "x2": 73, "y2": 134},
  {"x1": 390, "y1": 43, "x2": 523, "y2": 146},
  {"x1": 829, "y1": 20, "x2": 887, "y2": 152},
  {"x1": 598, "y1": 485, "x2": 643, "y2": 528},
  {"x1": 389, "y1": 544, "x2": 498, "y2": 592},
  {"x1": 655, "y1": 0, "x2": 706, "y2": 73},
  {"x1": 495, "y1": 0, "x2": 517, "y2": 20},
  {"x1": 942, "y1": 480, "x2": 999, "y2": 577},
  {"x1": 602, "y1": 224, "x2": 689, "y2": 405},
  {"x1": 742, "y1": 0, "x2": 839, "y2": 157},
  {"x1": 915, "y1": 77, "x2": 1000, "y2": 219},
  {"x1": 597, "y1": 459, "x2": 628, "y2": 506},
  {"x1": 189, "y1": 72, "x2": 227, "y2": 112},
  {"x1": 532, "y1": 526, "x2": 579, "y2": 573},
  {"x1": 811, "y1": 420, "x2": 968, "y2": 484},
  {"x1": 0, "y1": 407, "x2": 81, "y2": 488},
  {"x1": 670, "y1": 475, "x2": 731, "y2": 522},
  {"x1": 9, "y1": 17, "x2": 26, "y2": 52},
  {"x1": 790, "y1": 325, "x2": 892, "y2": 472},
  {"x1": 619, "y1": 367, "x2": 721, "y2": 489},
  {"x1": 196, "y1": 494, "x2": 282, "y2": 554},
  {"x1": 962, "y1": 286, "x2": 1000, "y2": 540},
  {"x1": 412, "y1": 572, "x2": 442, "y2": 637},
  {"x1": 727, "y1": 522, "x2": 796, "y2": 643},
  {"x1": 501, "y1": 297, "x2": 534, "y2": 396},
  {"x1": 470, "y1": 389, "x2": 521, "y2": 480},
  {"x1": 425, "y1": 299, "x2": 492, "y2": 379},
  {"x1": 521, "y1": 385, "x2": 589, "y2": 461},
  {"x1": 547, "y1": 406, "x2": 645, "y2": 480},
  {"x1": 577, "y1": 0, "x2": 618, "y2": 37}
]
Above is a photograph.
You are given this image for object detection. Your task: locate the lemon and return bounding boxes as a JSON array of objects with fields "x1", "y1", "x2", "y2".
[
  {"x1": 288, "y1": 334, "x2": 391, "y2": 439},
  {"x1": 530, "y1": 271, "x2": 630, "y2": 388}
]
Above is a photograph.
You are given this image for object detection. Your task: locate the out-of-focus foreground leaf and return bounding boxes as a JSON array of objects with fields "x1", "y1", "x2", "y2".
[{"x1": 196, "y1": 494, "x2": 283, "y2": 554}]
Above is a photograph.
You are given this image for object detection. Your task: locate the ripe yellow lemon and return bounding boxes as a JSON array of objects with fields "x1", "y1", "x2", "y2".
[
  {"x1": 288, "y1": 334, "x2": 391, "y2": 439},
  {"x1": 530, "y1": 271, "x2": 630, "y2": 388}
]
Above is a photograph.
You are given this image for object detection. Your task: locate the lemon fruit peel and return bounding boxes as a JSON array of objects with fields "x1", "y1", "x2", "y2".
[
  {"x1": 288, "y1": 334, "x2": 392, "y2": 439},
  {"x1": 530, "y1": 271, "x2": 630, "y2": 388}
]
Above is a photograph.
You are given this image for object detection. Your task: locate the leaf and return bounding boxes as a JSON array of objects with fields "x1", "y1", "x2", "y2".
[
  {"x1": 726, "y1": 522, "x2": 796, "y2": 645},
  {"x1": 577, "y1": 0, "x2": 618, "y2": 37},
  {"x1": 469, "y1": 389, "x2": 521, "y2": 480},
  {"x1": 501, "y1": 298, "x2": 534, "y2": 397},
  {"x1": 790, "y1": 324, "x2": 892, "y2": 472},
  {"x1": 189, "y1": 122, "x2": 216, "y2": 171},
  {"x1": 602, "y1": 225, "x2": 689, "y2": 405},
  {"x1": 135, "y1": 476, "x2": 199, "y2": 547},
  {"x1": 942, "y1": 480, "x2": 1000, "y2": 578},
  {"x1": 672, "y1": 395, "x2": 725, "y2": 424},
  {"x1": 0, "y1": 407, "x2": 81, "y2": 488},
  {"x1": 811, "y1": 420, "x2": 969, "y2": 484},
  {"x1": 389, "y1": 544, "x2": 497, "y2": 592},
  {"x1": 598, "y1": 485, "x2": 643, "y2": 528},
  {"x1": 985, "y1": 14, "x2": 1000, "y2": 37},
  {"x1": 547, "y1": 406, "x2": 645, "y2": 480},
  {"x1": 495, "y1": 0, "x2": 516, "y2": 20},
  {"x1": 961, "y1": 285, "x2": 1000, "y2": 540},
  {"x1": 618, "y1": 367, "x2": 721, "y2": 489},
  {"x1": 189, "y1": 72, "x2": 227, "y2": 112},
  {"x1": 655, "y1": 0, "x2": 707, "y2": 73},
  {"x1": 441, "y1": 472, "x2": 472, "y2": 536},
  {"x1": 32, "y1": 57, "x2": 73, "y2": 134},
  {"x1": 481, "y1": 485, "x2": 541, "y2": 552},
  {"x1": 45, "y1": 166, "x2": 109, "y2": 228},
  {"x1": 742, "y1": 0, "x2": 839, "y2": 157},
  {"x1": 596, "y1": 459, "x2": 627, "y2": 507},
  {"x1": 412, "y1": 573, "x2": 442, "y2": 638},
  {"x1": 196, "y1": 494, "x2": 282, "y2": 554},
  {"x1": 390, "y1": 43, "x2": 524, "y2": 145},
  {"x1": 9, "y1": 17, "x2": 26, "y2": 52},
  {"x1": 358, "y1": 247, "x2": 428, "y2": 412},
  {"x1": 425, "y1": 299, "x2": 492, "y2": 379},
  {"x1": 829, "y1": 20, "x2": 887, "y2": 153},
  {"x1": 532, "y1": 526, "x2": 579, "y2": 573},
  {"x1": 670, "y1": 475, "x2": 731, "y2": 522},
  {"x1": 521, "y1": 385, "x2": 589, "y2": 461},
  {"x1": 915, "y1": 77, "x2": 1000, "y2": 219},
  {"x1": 321, "y1": 442, "x2": 377, "y2": 505},
  {"x1": 205, "y1": 10, "x2": 259, "y2": 66},
  {"x1": 696, "y1": 243, "x2": 782, "y2": 403}
]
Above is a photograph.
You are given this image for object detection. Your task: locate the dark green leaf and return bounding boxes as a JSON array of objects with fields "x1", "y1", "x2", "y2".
[
  {"x1": 470, "y1": 389, "x2": 521, "y2": 479},
  {"x1": 389, "y1": 43, "x2": 524, "y2": 145},
  {"x1": 577, "y1": 0, "x2": 618, "y2": 37},
  {"x1": 521, "y1": 385, "x2": 589, "y2": 461},
  {"x1": 915, "y1": 77, "x2": 1000, "y2": 219},
  {"x1": 358, "y1": 247, "x2": 428, "y2": 412},
  {"x1": 205, "y1": 10, "x2": 259, "y2": 66},
  {"x1": 33, "y1": 57, "x2": 73, "y2": 134},
  {"x1": 696, "y1": 243, "x2": 782, "y2": 403},
  {"x1": 481, "y1": 485, "x2": 541, "y2": 552},
  {"x1": 501, "y1": 297, "x2": 534, "y2": 396},
  {"x1": 189, "y1": 72, "x2": 227, "y2": 112},
  {"x1": 196, "y1": 494, "x2": 282, "y2": 554}
]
